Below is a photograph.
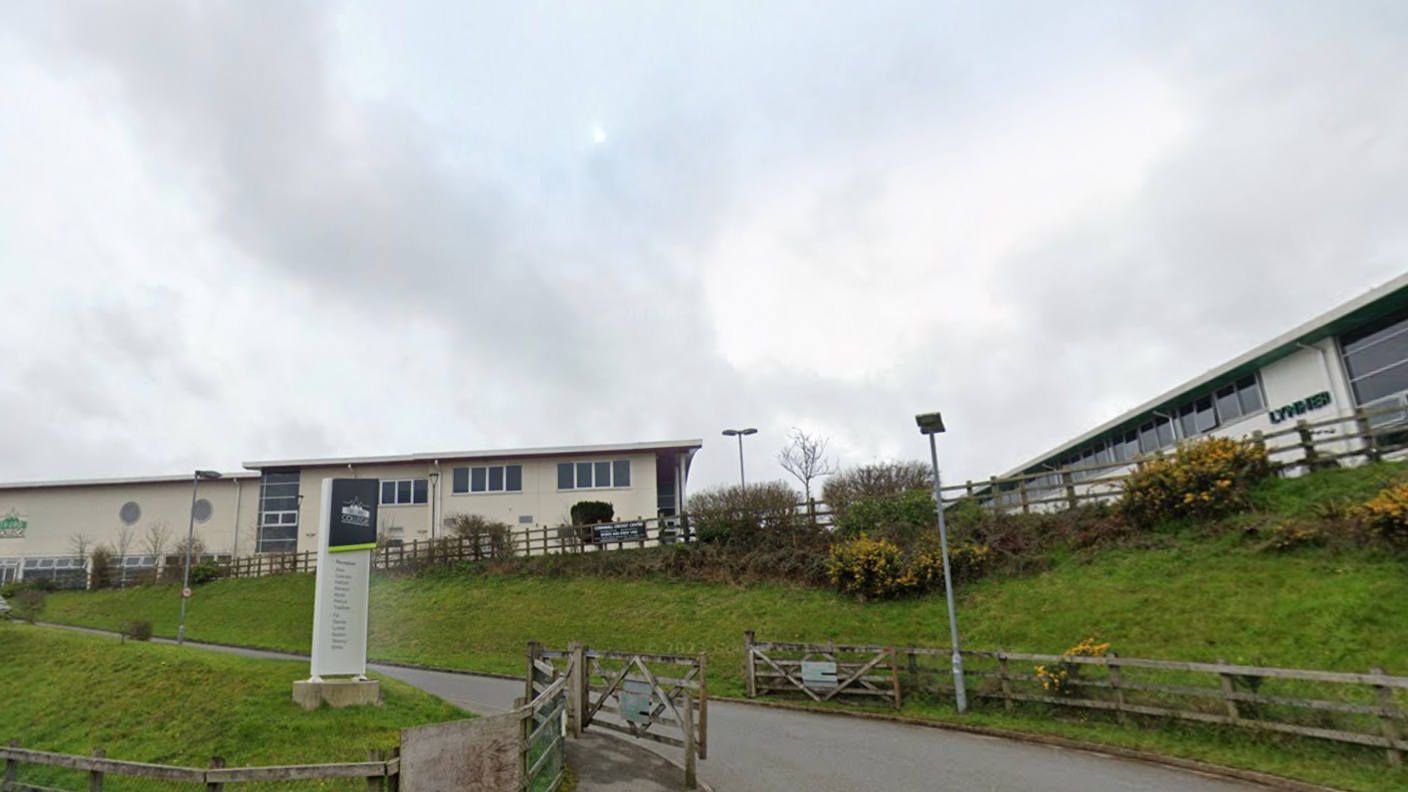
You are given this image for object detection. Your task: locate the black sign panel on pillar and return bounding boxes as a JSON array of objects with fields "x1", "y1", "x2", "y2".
[{"x1": 328, "y1": 478, "x2": 379, "y2": 553}]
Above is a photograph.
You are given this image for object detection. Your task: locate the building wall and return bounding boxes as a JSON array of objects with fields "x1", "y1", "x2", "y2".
[
  {"x1": 284, "y1": 452, "x2": 664, "y2": 553},
  {"x1": 0, "y1": 477, "x2": 254, "y2": 561}
]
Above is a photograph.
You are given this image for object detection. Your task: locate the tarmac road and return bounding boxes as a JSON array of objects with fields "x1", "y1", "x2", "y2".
[{"x1": 45, "y1": 626, "x2": 1276, "y2": 792}]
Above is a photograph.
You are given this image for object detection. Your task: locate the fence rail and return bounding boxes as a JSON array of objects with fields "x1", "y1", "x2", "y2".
[
  {"x1": 743, "y1": 634, "x2": 1408, "y2": 767},
  {"x1": 0, "y1": 741, "x2": 399, "y2": 792}
]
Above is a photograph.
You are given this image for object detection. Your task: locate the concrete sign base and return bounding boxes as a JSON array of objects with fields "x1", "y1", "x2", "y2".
[{"x1": 292, "y1": 679, "x2": 382, "y2": 710}]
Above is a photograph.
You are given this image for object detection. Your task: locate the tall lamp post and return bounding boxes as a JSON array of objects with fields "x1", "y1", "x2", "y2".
[
  {"x1": 178, "y1": 469, "x2": 223, "y2": 646},
  {"x1": 721, "y1": 428, "x2": 757, "y2": 487},
  {"x1": 916, "y1": 412, "x2": 967, "y2": 713}
]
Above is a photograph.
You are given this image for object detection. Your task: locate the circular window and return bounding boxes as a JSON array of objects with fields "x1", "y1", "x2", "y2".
[
  {"x1": 192, "y1": 499, "x2": 214, "y2": 523},
  {"x1": 119, "y1": 502, "x2": 141, "y2": 525}
]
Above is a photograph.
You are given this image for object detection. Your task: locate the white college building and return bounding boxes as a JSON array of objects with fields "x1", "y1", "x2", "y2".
[
  {"x1": 989, "y1": 271, "x2": 1408, "y2": 508},
  {"x1": 0, "y1": 439, "x2": 702, "y2": 587}
]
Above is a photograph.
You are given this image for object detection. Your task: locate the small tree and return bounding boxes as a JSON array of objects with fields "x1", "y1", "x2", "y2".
[
  {"x1": 67, "y1": 533, "x2": 95, "y2": 590},
  {"x1": 777, "y1": 429, "x2": 837, "y2": 519},
  {"x1": 445, "y1": 514, "x2": 515, "y2": 560},
  {"x1": 114, "y1": 523, "x2": 137, "y2": 587},
  {"x1": 142, "y1": 521, "x2": 172, "y2": 584}
]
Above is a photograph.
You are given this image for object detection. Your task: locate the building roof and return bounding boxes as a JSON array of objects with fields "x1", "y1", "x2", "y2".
[
  {"x1": 242, "y1": 439, "x2": 705, "y2": 470},
  {"x1": 0, "y1": 472, "x2": 260, "y2": 492},
  {"x1": 1000, "y1": 270, "x2": 1408, "y2": 478}
]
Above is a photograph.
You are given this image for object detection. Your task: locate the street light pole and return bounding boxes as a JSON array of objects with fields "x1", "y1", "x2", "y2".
[
  {"x1": 917, "y1": 412, "x2": 968, "y2": 713},
  {"x1": 721, "y1": 428, "x2": 757, "y2": 487},
  {"x1": 178, "y1": 469, "x2": 222, "y2": 646}
]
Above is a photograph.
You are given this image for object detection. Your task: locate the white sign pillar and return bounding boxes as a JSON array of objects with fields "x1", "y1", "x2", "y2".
[{"x1": 309, "y1": 478, "x2": 377, "y2": 680}]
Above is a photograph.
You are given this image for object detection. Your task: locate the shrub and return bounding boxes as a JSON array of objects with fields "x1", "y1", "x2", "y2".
[
  {"x1": 1034, "y1": 637, "x2": 1110, "y2": 696},
  {"x1": 1119, "y1": 437, "x2": 1272, "y2": 528},
  {"x1": 2, "y1": 578, "x2": 57, "y2": 599},
  {"x1": 835, "y1": 489, "x2": 936, "y2": 544},
  {"x1": 446, "y1": 513, "x2": 516, "y2": 559},
  {"x1": 189, "y1": 560, "x2": 224, "y2": 586},
  {"x1": 1258, "y1": 521, "x2": 1326, "y2": 553},
  {"x1": 570, "y1": 501, "x2": 615, "y2": 525},
  {"x1": 123, "y1": 620, "x2": 154, "y2": 641},
  {"x1": 687, "y1": 481, "x2": 818, "y2": 549},
  {"x1": 89, "y1": 545, "x2": 116, "y2": 590},
  {"x1": 1358, "y1": 482, "x2": 1408, "y2": 546},
  {"x1": 12, "y1": 589, "x2": 46, "y2": 623},
  {"x1": 827, "y1": 535, "x2": 914, "y2": 600},
  {"x1": 823, "y1": 461, "x2": 931, "y2": 519},
  {"x1": 908, "y1": 539, "x2": 990, "y2": 590}
]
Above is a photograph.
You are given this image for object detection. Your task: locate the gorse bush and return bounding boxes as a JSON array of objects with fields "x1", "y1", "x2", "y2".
[
  {"x1": 827, "y1": 534, "x2": 991, "y2": 600},
  {"x1": 1120, "y1": 437, "x2": 1272, "y2": 528},
  {"x1": 827, "y1": 535, "x2": 911, "y2": 600},
  {"x1": 1357, "y1": 481, "x2": 1408, "y2": 546},
  {"x1": 1034, "y1": 637, "x2": 1111, "y2": 696}
]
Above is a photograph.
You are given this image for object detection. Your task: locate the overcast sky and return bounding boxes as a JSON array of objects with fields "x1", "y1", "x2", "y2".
[{"x1": 2, "y1": 1, "x2": 1407, "y2": 493}]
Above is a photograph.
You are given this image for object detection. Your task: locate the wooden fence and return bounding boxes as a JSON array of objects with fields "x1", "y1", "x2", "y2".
[
  {"x1": 951, "y1": 404, "x2": 1408, "y2": 513},
  {"x1": 519, "y1": 658, "x2": 571, "y2": 792},
  {"x1": 743, "y1": 634, "x2": 1408, "y2": 767},
  {"x1": 1, "y1": 741, "x2": 399, "y2": 792},
  {"x1": 536, "y1": 643, "x2": 705, "y2": 789}
]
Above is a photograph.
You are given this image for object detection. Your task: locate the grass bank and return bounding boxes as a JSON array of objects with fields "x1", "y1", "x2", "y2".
[{"x1": 0, "y1": 623, "x2": 465, "y2": 767}]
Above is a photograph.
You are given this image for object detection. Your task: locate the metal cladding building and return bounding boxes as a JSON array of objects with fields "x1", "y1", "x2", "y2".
[
  {"x1": 992, "y1": 272, "x2": 1408, "y2": 508},
  {"x1": 0, "y1": 439, "x2": 702, "y2": 587}
]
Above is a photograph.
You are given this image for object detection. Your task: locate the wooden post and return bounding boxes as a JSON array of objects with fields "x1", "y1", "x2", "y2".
[
  {"x1": 1018, "y1": 477, "x2": 1030, "y2": 514},
  {"x1": 89, "y1": 748, "x2": 105, "y2": 792},
  {"x1": 1372, "y1": 666, "x2": 1403, "y2": 767},
  {"x1": 889, "y1": 647, "x2": 901, "y2": 709},
  {"x1": 526, "y1": 642, "x2": 543, "y2": 703},
  {"x1": 1358, "y1": 414, "x2": 1382, "y2": 463},
  {"x1": 569, "y1": 641, "x2": 586, "y2": 736},
  {"x1": 989, "y1": 476, "x2": 1001, "y2": 512},
  {"x1": 682, "y1": 692, "x2": 697, "y2": 790},
  {"x1": 388, "y1": 747, "x2": 401, "y2": 792},
  {"x1": 206, "y1": 756, "x2": 224, "y2": 792},
  {"x1": 697, "y1": 652, "x2": 709, "y2": 761},
  {"x1": 1297, "y1": 420, "x2": 1318, "y2": 472},
  {"x1": 1106, "y1": 652, "x2": 1127, "y2": 726},
  {"x1": 1216, "y1": 658, "x2": 1240, "y2": 721},
  {"x1": 1062, "y1": 470, "x2": 1077, "y2": 510},
  {"x1": 366, "y1": 749, "x2": 384, "y2": 792},
  {"x1": 744, "y1": 631, "x2": 757, "y2": 698},
  {"x1": 965, "y1": 480, "x2": 974, "y2": 499},
  {"x1": 998, "y1": 650, "x2": 1013, "y2": 712},
  {"x1": 4, "y1": 740, "x2": 18, "y2": 791},
  {"x1": 907, "y1": 646, "x2": 919, "y2": 696}
]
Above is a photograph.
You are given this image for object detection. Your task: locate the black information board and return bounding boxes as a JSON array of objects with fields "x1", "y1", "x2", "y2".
[
  {"x1": 592, "y1": 520, "x2": 648, "y2": 543},
  {"x1": 328, "y1": 478, "x2": 380, "y2": 552}
]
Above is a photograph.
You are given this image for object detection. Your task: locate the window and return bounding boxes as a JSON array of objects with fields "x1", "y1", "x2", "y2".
[
  {"x1": 1178, "y1": 396, "x2": 1218, "y2": 438},
  {"x1": 557, "y1": 459, "x2": 632, "y2": 490},
  {"x1": 381, "y1": 478, "x2": 429, "y2": 505},
  {"x1": 1342, "y1": 311, "x2": 1408, "y2": 406},
  {"x1": 257, "y1": 472, "x2": 300, "y2": 554},
  {"x1": 453, "y1": 464, "x2": 523, "y2": 494}
]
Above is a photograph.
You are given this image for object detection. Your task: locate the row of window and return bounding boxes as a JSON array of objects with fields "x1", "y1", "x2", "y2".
[
  {"x1": 1050, "y1": 375, "x2": 1266, "y2": 481},
  {"x1": 1342, "y1": 310, "x2": 1408, "y2": 408},
  {"x1": 383, "y1": 460, "x2": 634, "y2": 504}
]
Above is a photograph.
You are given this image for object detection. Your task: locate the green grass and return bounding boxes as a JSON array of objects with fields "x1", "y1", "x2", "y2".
[
  {"x1": 0, "y1": 623, "x2": 466, "y2": 768},
  {"x1": 37, "y1": 462, "x2": 1408, "y2": 791}
]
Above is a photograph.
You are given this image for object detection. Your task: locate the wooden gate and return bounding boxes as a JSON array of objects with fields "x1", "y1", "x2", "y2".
[
  {"x1": 533, "y1": 643, "x2": 705, "y2": 788},
  {"x1": 745, "y1": 631, "x2": 901, "y2": 708}
]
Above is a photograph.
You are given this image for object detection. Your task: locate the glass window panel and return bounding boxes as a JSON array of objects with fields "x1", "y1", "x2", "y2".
[
  {"x1": 1156, "y1": 418, "x2": 1175, "y2": 447},
  {"x1": 1139, "y1": 423, "x2": 1158, "y2": 453},
  {"x1": 1345, "y1": 330, "x2": 1408, "y2": 380},
  {"x1": 1095, "y1": 447, "x2": 1114, "y2": 466},
  {"x1": 1178, "y1": 405, "x2": 1198, "y2": 439},
  {"x1": 262, "y1": 483, "x2": 299, "y2": 498},
  {"x1": 471, "y1": 467, "x2": 487, "y2": 492},
  {"x1": 576, "y1": 462, "x2": 594, "y2": 488},
  {"x1": 1351, "y1": 363, "x2": 1408, "y2": 405},
  {"x1": 381, "y1": 481, "x2": 395, "y2": 504},
  {"x1": 413, "y1": 479, "x2": 428, "y2": 504},
  {"x1": 489, "y1": 466, "x2": 505, "y2": 491},
  {"x1": 558, "y1": 463, "x2": 574, "y2": 490},
  {"x1": 1238, "y1": 378, "x2": 1265, "y2": 413},
  {"x1": 281, "y1": 513, "x2": 299, "y2": 524},
  {"x1": 506, "y1": 465, "x2": 523, "y2": 492},
  {"x1": 453, "y1": 467, "x2": 469, "y2": 494},
  {"x1": 612, "y1": 460, "x2": 630, "y2": 488},
  {"x1": 1341, "y1": 313, "x2": 1408, "y2": 355},
  {"x1": 261, "y1": 496, "x2": 298, "y2": 511},
  {"x1": 595, "y1": 461, "x2": 612, "y2": 487},
  {"x1": 266, "y1": 472, "x2": 300, "y2": 484},
  {"x1": 1195, "y1": 397, "x2": 1217, "y2": 433},
  {"x1": 397, "y1": 480, "x2": 412, "y2": 504},
  {"x1": 1216, "y1": 386, "x2": 1242, "y2": 423}
]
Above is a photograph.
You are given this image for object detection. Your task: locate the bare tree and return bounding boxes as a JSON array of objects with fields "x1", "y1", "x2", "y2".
[
  {"x1": 142, "y1": 520, "x2": 172, "y2": 584},
  {"x1": 777, "y1": 429, "x2": 838, "y2": 514},
  {"x1": 67, "y1": 533, "x2": 95, "y2": 562},
  {"x1": 114, "y1": 523, "x2": 137, "y2": 587}
]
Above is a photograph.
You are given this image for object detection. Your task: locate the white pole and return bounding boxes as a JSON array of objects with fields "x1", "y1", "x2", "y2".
[{"x1": 929, "y1": 433, "x2": 968, "y2": 713}]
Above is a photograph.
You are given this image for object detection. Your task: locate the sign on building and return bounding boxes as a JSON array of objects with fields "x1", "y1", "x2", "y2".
[
  {"x1": 0, "y1": 510, "x2": 26, "y2": 539},
  {"x1": 592, "y1": 520, "x2": 648, "y2": 543},
  {"x1": 310, "y1": 478, "x2": 379, "y2": 679}
]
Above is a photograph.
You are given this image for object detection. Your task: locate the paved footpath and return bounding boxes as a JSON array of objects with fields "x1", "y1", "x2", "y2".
[{"x1": 47, "y1": 626, "x2": 1283, "y2": 792}]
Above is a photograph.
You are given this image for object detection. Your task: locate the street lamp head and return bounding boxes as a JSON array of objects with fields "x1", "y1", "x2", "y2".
[
  {"x1": 722, "y1": 428, "x2": 758, "y2": 437},
  {"x1": 195, "y1": 470, "x2": 223, "y2": 480},
  {"x1": 915, "y1": 412, "x2": 946, "y2": 435}
]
